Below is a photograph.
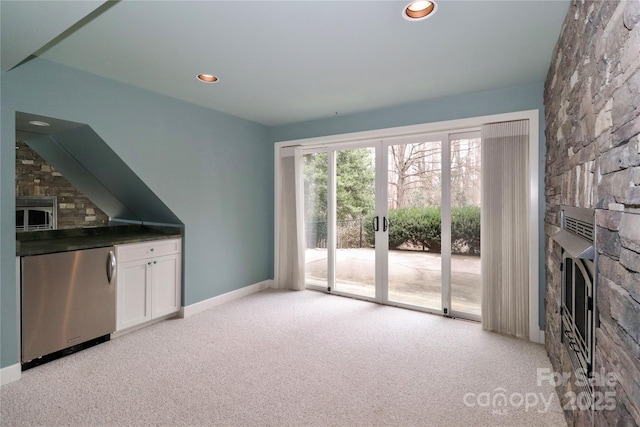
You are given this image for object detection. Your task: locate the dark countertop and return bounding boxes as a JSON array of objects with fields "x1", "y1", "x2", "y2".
[{"x1": 17, "y1": 225, "x2": 183, "y2": 257}]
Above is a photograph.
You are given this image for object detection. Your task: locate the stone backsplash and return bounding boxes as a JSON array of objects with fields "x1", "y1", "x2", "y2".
[
  {"x1": 544, "y1": 1, "x2": 640, "y2": 425},
  {"x1": 16, "y1": 141, "x2": 109, "y2": 229}
]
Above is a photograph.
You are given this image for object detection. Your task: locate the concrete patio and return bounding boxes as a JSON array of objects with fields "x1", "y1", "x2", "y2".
[{"x1": 305, "y1": 248, "x2": 481, "y2": 316}]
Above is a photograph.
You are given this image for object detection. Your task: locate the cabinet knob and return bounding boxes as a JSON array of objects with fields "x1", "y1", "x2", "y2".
[
  {"x1": 147, "y1": 262, "x2": 152, "y2": 266},
  {"x1": 150, "y1": 248, "x2": 154, "y2": 252},
  {"x1": 153, "y1": 261, "x2": 157, "y2": 264}
]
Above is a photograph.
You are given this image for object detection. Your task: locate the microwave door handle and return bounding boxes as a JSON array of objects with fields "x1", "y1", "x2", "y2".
[{"x1": 107, "y1": 250, "x2": 116, "y2": 284}]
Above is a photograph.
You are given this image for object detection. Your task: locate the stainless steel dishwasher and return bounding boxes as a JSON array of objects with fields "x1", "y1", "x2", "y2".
[{"x1": 21, "y1": 247, "x2": 116, "y2": 364}]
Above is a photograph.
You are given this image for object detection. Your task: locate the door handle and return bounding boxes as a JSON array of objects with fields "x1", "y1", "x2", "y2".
[
  {"x1": 383, "y1": 217, "x2": 389, "y2": 232},
  {"x1": 107, "y1": 250, "x2": 116, "y2": 284},
  {"x1": 373, "y1": 216, "x2": 379, "y2": 232}
]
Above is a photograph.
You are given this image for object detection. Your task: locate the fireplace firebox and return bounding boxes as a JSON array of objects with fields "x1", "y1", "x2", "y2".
[
  {"x1": 16, "y1": 196, "x2": 57, "y2": 232},
  {"x1": 552, "y1": 206, "x2": 597, "y2": 407}
]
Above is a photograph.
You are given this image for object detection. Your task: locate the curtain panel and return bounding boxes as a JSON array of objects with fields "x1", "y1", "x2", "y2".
[
  {"x1": 481, "y1": 120, "x2": 530, "y2": 338},
  {"x1": 275, "y1": 147, "x2": 305, "y2": 290}
]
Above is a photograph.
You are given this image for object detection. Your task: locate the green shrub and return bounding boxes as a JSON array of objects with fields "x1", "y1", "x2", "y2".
[
  {"x1": 400, "y1": 207, "x2": 442, "y2": 251},
  {"x1": 363, "y1": 212, "x2": 376, "y2": 247},
  {"x1": 364, "y1": 206, "x2": 480, "y2": 254},
  {"x1": 451, "y1": 206, "x2": 481, "y2": 255}
]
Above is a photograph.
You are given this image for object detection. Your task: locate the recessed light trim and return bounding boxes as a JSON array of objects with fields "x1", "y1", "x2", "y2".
[
  {"x1": 197, "y1": 74, "x2": 219, "y2": 83},
  {"x1": 403, "y1": 0, "x2": 437, "y2": 21},
  {"x1": 28, "y1": 120, "x2": 50, "y2": 127}
]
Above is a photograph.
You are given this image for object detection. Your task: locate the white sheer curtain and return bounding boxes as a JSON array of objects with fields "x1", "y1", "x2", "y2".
[
  {"x1": 275, "y1": 147, "x2": 306, "y2": 290},
  {"x1": 481, "y1": 120, "x2": 530, "y2": 338}
]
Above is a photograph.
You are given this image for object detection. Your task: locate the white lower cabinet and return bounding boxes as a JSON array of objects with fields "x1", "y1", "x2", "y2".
[
  {"x1": 116, "y1": 239, "x2": 181, "y2": 331},
  {"x1": 150, "y1": 254, "x2": 181, "y2": 318},
  {"x1": 118, "y1": 258, "x2": 152, "y2": 329}
]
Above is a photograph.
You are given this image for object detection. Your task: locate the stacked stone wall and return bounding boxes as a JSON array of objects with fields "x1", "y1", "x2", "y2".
[
  {"x1": 544, "y1": 1, "x2": 640, "y2": 425},
  {"x1": 15, "y1": 141, "x2": 109, "y2": 229}
]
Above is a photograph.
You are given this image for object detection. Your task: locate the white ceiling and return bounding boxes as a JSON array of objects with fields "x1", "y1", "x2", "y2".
[{"x1": 1, "y1": 0, "x2": 569, "y2": 127}]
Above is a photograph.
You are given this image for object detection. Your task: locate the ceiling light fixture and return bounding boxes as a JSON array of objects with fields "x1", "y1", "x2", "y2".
[
  {"x1": 197, "y1": 74, "x2": 219, "y2": 83},
  {"x1": 403, "y1": 0, "x2": 437, "y2": 21},
  {"x1": 28, "y1": 120, "x2": 50, "y2": 127}
]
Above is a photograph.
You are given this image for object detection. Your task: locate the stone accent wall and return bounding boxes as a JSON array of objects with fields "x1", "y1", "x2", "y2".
[
  {"x1": 15, "y1": 141, "x2": 109, "y2": 229},
  {"x1": 544, "y1": 1, "x2": 640, "y2": 426}
]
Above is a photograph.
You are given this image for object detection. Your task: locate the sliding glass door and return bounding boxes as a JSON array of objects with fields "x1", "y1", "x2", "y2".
[
  {"x1": 449, "y1": 133, "x2": 481, "y2": 318},
  {"x1": 333, "y1": 146, "x2": 377, "y2": 298},
  {"x1": 303, "y1": 151, "x2": 329, "y2": 289},
  {"x1": 302, "y1": 131, "x2": 481, "y2": 320},
  {"x1": 302, "y1": 145, "x2": 378, "y2": 300},
  {"x1": 385, "y1": 138, "x2": 444, "y2": 312}
]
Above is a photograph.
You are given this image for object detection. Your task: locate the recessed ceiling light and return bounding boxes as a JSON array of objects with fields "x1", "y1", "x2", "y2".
[
  {"x1": 403, "y1": 0, "x2": 437, "y2": 21},
  {"x1": 197, "y1": 74, "x2": 219, "y2": 83},
  {"x1": 28, "y1": 120, "x2": 50, "y2": 127}
]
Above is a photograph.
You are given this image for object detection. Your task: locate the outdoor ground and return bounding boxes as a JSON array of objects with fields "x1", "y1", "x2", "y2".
[{"x1": 305, "y1": 248, "x2": 481, "y2": 316}]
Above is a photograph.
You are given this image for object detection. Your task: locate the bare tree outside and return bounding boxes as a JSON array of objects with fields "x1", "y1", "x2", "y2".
[
  {"x1": 388, "y1": 139, "x2": 481, "y2": 211},
  {"x1": 450, "y1": 138, "x2": 481, "y2": 208},
  {"x1": 388, "y1": 141, "x2": 442, "y2": 209}
]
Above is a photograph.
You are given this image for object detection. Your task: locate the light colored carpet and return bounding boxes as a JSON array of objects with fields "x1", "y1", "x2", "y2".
[{"x1": 1, "y1": 289, "x2": 566, "y2": 426}]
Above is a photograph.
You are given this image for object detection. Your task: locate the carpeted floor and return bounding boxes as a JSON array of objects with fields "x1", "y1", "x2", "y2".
[{"x1": 0, "y1": 289, "x2": 566, "y2": 426}]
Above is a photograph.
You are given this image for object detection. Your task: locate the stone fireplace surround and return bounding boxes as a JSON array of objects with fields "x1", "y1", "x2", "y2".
[
  {"x1": 15, "y1": 141, "x2": 109, "y2": 230},
  {"x1": 544, "y1": 1, "x2": 640, "y2": 425}
]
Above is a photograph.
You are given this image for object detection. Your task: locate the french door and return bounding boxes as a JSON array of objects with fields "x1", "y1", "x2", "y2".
[{"x1": 303, "y1": 131, "x2": 481, "y2": 320}]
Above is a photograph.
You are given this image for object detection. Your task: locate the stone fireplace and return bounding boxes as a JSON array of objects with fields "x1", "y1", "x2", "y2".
[
  {"x1": 544, "y1": 0, "x2": 640, "y2": 425},
  {"x1": 16, "y1": 141, "x2": 109, "y2": 230}
]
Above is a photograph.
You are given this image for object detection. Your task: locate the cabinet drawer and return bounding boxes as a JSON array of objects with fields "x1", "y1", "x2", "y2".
[{"x1": 116, "y1": 238, "x2": 181, "y2": 262}]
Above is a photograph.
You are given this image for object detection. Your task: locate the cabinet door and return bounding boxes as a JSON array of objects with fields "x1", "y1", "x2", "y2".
[
  {"x1": 117, "y1": 259, "x2": 152, "y2": 330},
  {"x1": 151, "y1": 253, "x2": 181, "y2": 318}
]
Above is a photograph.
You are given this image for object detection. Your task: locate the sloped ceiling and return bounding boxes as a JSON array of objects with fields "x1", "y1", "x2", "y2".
[
  {"x1": 16, "y1": 112, "x2": 182, "y2": 226},
  {"x1": 1, "y1": 0, "x2": 570, "y2": 127},
  {"x1": 0, "y1": 0, "x2": 108, "y2": 71}
]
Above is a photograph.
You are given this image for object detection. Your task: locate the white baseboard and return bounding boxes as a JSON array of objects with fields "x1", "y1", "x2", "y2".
[
  {"x1": 180, "y1": 280, "x2": 273, "y2": 318},
  {"x1": 530, "y1": 329, "x2": 545, "y2": 344},
  {"x1": 1, "y1": 363, "x2": 21, "y2": 386},
  {"x1": 111, "y1": 312, "x2": 180, "y2": 338}
]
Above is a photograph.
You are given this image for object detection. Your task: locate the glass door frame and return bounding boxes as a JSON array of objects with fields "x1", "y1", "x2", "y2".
[
  {"x1": 379, "y1": 131, "x2": 476, "y2": 320},
  {"x1": 378, "y1": 133, "x2": 448, "y2": 317},
  {"x1": 303, "y1": 141, "x2": 380, "y2": 304},
  {"x1": 301, "y1": 129, "x2": 482, "y2": 321},
  {"x1": 446, "y1": 130, "x2": 482, "y2": 322},
  {"x1": 301, "y1": 140, "x2": 383, "y2": 304}
]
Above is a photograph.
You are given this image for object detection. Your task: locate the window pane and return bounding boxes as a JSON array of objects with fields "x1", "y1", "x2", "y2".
[
  {"x1": 450, "y1": 137, "x2": 481, "y2": 316},
  {"x1": 334, "y1": 147, "x2": 375, "y2": 298},
  {"x1": 304, "y1": 152, "x2": 328, "y2": 288},
  {"x1": 387, "y1": 140, "x2": 442, "y2": 310}
]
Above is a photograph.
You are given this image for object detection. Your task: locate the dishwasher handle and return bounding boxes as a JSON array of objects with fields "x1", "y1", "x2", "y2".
[{"x1": 107, "y1": 250, "x2": 116, "y2": 284}]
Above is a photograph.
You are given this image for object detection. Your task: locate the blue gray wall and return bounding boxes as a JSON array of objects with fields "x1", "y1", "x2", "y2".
[
  {"x1": 269, "y1": 82, "x2": 548, "y2": 331},
  {"x1": 1, "y1": 58, "x2": 548, "y2": 369},
  {"x1": 1, "y1": 58, "x2": 274, "y2": 368}
]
